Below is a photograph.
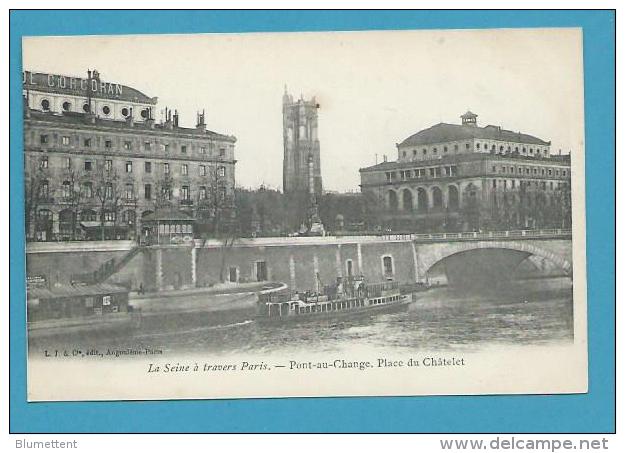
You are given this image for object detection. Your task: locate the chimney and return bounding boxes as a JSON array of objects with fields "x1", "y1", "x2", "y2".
[
  {"x1": 196, "y1": 109, "x2": 206, "y2": 133},
  {"x1": 144, "y1": 107, "x2": 155, "y2": 128},
  {"x1": 173, "y1": 109, "x2": 179, "y2": 128},
  {"x1": 125, "y1": 107, "x2": 134, "y2": 127},
  {"x1": 164, "y1": 107, "x2": 173, "y2": 130}
]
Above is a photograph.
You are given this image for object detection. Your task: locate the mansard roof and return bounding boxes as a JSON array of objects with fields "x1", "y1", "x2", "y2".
[{"x1": 399, "y1": 123, "x2": 550, "y2": 147}]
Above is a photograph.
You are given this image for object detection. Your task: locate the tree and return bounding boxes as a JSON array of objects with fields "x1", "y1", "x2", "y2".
[
  {"x1": 59, "y1": 167, "x2": 87, "y2": 240},
  {"x1": 196, "y1": 164, "x2": 237, "y2": 282},
  {"x1": 93, "y1": 165, "x2": 122, "y2": 240},
  {"x1": 24, "y1": 157, "x2": 53, "y2": 241}
]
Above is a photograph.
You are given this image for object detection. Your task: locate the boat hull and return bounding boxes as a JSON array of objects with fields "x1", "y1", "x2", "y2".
[
  {"x1": 256, "y1": 296, "x2": 411, "y2": 325},
  {"x1": 27, "y1": 312, "x2": 141, "y2": 339}
]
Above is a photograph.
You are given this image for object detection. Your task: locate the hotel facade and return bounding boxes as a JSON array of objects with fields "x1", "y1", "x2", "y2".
[
  {"x1": 359, "y1": 112, "x2": 572, "y2": 232},
  {"x1": 22, "y1": 70, "x2": 237, "y2": 242}
]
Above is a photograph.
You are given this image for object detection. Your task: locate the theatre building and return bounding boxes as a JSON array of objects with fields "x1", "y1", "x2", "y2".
[
  {"x1": 22, "y1": 70, "x2": 237, "y2": 242},
  {"x1": 359, "y1": 112, "x2": 572, "y2": 232}
]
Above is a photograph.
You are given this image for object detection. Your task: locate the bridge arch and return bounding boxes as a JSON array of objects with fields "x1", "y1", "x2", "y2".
[{"x1": 417, "y1": 240, "x2": 572, "y2": 284}]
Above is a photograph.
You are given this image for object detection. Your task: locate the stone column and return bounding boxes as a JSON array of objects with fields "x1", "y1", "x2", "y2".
[
  {"x1": 411, "y1": 241, "x2": 420, "y2": 283},
  {"x1": 357, "y1": 243, "x2": 363, "y2": 276},
  {"x1": 335, "y1": 245, "x2": 343, "y2": 277},
  {"x1": 313, "y1": 254, "x2": 319, "y2": 291},
  {"x1": 289, "y1": 254, "x2": 296, "y2": 291},
  {"x1": 156, "y1": 247, "x2": 163, "y2": 291},
  {"x1": 191, "y1": 246, "x2": 197, "y2": 287}
]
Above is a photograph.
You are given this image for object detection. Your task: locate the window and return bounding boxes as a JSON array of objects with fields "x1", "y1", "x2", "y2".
[
  {"x1": 144, "y1": 141, "x2": 151, "y2": 151},
  {"x1": 492, "y1": 179, "x2": 496, "y2": 188},
  {"x1": 125, "y1": 161, "x2": 132, "y2": 173},
  {"x1": 40, "y1": 156, "x2": 48, "y2": 169},
  {"x1": 199, "y1": 186, "x2": 207, "y2": 200},
  {"x1": 145, "y1": 162, "x2": 152, "y2": 173},
  {"x1": 62, "y1": 181, "x2": 71, "y2": 198},
  {"x1": 104, "y1": 183, "x2": 113, "y2": 199},
  {"x1": 432, "y1": 148, "x2": 437, "y2": 154},
  {"x1": 181, "y1": 185, "x2": 190, "y2": 200},
  {"x1": 413, "y1": 149, "x2": 417, "y2": 157},
  {"x1": 123, "y1": 141, "x2": 132, "y2": 150},
  {"x1": 181, "y1": 164, "x2": 188, "y2": 176},
  {"x1": 548, "y1": 169, "x2": 553, "y2": 176},
  {"x1": 104, "y1": 211, "x2": 115, "y2": 222},
  {"x1": 402, "y1": 151, "x2": 406, "y2": 158},
  {"x1": 39, "y1": 181, "x2": 49, "y2": 198},
  {"x1": 492, "y1": 165, "x2": 496, "y2": 172},
  {"x1": 454, "y1": 144, "x2": 459, "y2": 151},
  {"x1": 105, "y1": 159, "x2": 112, "y2": 172},
  {"x1": 161, "y1": 187, "x2": 172, "y2": 200},
  {"x1": 219, "y1": 148, "x2": 226, "y2": 157},
  {"x1": 61, "y1": 136, "x2": 70, "y2": 145},
  {"x1": 218, "y1": 166, "x2": 226, "y2": 177},
  {"x1": 422, "y1": 148, "x2": 427, "y2": 155},
  {"x1": 64, "y1": 157, "x2": 71, "y2": 169},
  {"x1": 563, "y1": 170, "x2": 567, "y2": 177},
  {"x1": 443, "y1": 146, "x2": 448, "y2": 153},
  {"x1": 382, "y1": 256, "x2": 394, "y2": 278},
  {"x1": 125, "y1": 184, "x2": 134, "y2": 200},
  {"x1": 200, "y1": 146, "x2": 206, "y2": 154},
  {"x1": 102, "y1": 105, "x2": 111, "y2": 116},
  {"x1": 40, "y1": 99, "x2": 50, "y2": 111},
  {"x1": 511, "y1": 180, "x2": 516, "y2": 189},
  {"x1": 84, "y1": 161, "x2": 93, "y2": 172},
  {"x1": 199, "y1": 165, "x2": 206, "y2": 176},
  {"x1": 476, "y1": 143, "x2": 480, "y2": 150},
  {"x1": 499, "y1": 146, "x2": 504, "y2": 152},
  {"x1": 181, "y1": 145, "x2": 187, "y2": 154},
  {"x1": 163, "y1": 163, "x2": 170, "y2": 174},
  {"x1": 144, "y1": 184, "x2": 152, "y2": 200},
  {"x1": 84, "y1": 138, "x2": 92, "y2": 147},
  {"x1": 105, "y1": 140, "x2": 112, "y2": 149},
  {"x1": 121, "y1": 107, "x2": 129, "y2": 117},
  {"x1": 82, "y1": 182, "x2": 93, "y2": 198},
  {"x1": 164, "y1": 143, "x2": 170, "y2": 153},
  {"x1": 83, "y1": 103, "x2": 90, "y2": 113},
  {"x1": 40, "y1": 134, "x2": 49, "y2": 144},
  {"x1": 465, "y1": 143, "x2": 470, "y2": 150}
]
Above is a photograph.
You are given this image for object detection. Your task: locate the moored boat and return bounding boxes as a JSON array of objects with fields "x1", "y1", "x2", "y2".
[{"x1": 27, "y1": 283, "x2": 141, "y2": 339}]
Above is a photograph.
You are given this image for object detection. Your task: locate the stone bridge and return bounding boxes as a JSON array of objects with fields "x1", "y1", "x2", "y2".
[
  {"x1": 26, "y1": 230, "x2": 574, "y2": 291},
  {"x1": 406, "y1": 230, "x2": 573, "y2": 286}
]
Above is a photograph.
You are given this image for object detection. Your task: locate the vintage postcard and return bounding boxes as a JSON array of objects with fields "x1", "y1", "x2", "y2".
[{"x1": 22, "y1": 28, "x2": 587, "y2": 401}]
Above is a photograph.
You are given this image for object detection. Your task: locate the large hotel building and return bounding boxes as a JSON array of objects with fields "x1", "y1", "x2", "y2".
[
  {"x1": 22, "y1": 70, "x2": 237, "y2": 242},
  {"x1": 359, "y1": 111, "x2": 572, "y2": 232}
]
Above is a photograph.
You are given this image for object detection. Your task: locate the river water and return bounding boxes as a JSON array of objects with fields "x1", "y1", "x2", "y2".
[{"x1": 29, "y1": 277, "x2": 574, "y2": 356}]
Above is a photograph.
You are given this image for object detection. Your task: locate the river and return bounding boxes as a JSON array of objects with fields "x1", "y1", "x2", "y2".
[{"x1": 28, "y1": 277, "x2": 574, "y2": 356}]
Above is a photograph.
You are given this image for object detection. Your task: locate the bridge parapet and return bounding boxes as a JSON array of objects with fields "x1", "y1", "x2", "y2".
[{"x1": 380, "y1": 229, "x2": 572, "y2": 244}]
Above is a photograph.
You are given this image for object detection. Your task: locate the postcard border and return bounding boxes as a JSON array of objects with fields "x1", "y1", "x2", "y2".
[{"x1": 8, "y1": 9, "x2": 616, "y2": 433}]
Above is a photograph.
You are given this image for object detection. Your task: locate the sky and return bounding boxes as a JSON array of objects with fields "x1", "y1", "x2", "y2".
[{"x1": 23, "y1": 28, "x2": 584, "y2": 192}]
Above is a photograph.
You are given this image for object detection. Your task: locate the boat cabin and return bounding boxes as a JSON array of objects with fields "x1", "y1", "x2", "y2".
[{"x1": 27, "y1": 283, "x2": 131, "y2": 322}]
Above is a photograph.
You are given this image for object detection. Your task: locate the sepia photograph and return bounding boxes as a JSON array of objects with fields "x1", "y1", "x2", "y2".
[{"x1": 21, "y1": 28, "x2": 587, "y2": 401}]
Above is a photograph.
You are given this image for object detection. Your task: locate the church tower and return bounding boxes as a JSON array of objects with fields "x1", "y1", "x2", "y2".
[{"x1": 282, "y1": 87, "x2": 323, "y2": 230}]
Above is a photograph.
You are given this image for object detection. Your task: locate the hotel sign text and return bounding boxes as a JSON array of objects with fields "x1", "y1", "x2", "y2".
[{"x1": 23, "y1": 71, "x2": 123, "y2": 96}]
